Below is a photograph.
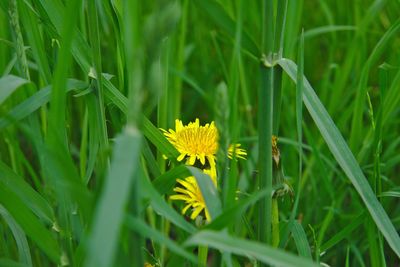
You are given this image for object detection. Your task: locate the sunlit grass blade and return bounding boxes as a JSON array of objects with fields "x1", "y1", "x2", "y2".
[
  {"x1": 185, "y1": 230, "x2": 320, "y2": 267},
  {"x1": 278, "y1": 58, "x2": 400, "y2": 258}
]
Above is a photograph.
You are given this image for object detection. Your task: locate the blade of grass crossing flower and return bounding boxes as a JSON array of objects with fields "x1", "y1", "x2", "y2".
[
  {"x1": 140, "y1": 170, "x2": 196, "y2": 234},
  {"x1": 278, "y1": 58, "x2": 400, "y2": 258},
  {"x1": 185, "y1": 230, "x2": 320, "y2": 267},
  {"x1": 152, "y1": 165, "x2": 190, "y2": 195},
  {"x1": 188, "y1": 166, "x2": 222, "y2": 220},
  {"x1": 125, "y1": 215, "x2": 197, "y2": 264},
  {"x1": 85, "y1": 128, "x2": 142, "y2": 267},
  {"x1": 0, "y1": 205, "x2": 32, "y2": 267}
]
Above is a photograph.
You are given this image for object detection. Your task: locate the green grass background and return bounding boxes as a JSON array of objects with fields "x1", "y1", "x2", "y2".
[{"x1": 0, "y1": 0, "x2": 400, "y2": 266}]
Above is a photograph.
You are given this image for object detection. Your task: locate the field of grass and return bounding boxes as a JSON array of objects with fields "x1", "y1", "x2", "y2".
[{"x1": 1, "y1": 0, "x2": 400, "y2": 266}]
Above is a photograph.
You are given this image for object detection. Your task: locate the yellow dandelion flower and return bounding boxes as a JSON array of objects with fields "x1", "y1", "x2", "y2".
[
  {"x1": 162, "y1": 119, "x2": 218, "y2": 167},
  {"x1": 163, "y1": 118, "x2": 248, "y2": 222},
  {"x1": 228, "y1": 144, "x2": 247, "y2": 160},
  {"x1": 170, "y1": 176, "x2": 211, "y2": 222}
]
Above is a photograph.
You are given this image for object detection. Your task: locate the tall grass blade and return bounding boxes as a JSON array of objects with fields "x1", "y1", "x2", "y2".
[
  {"x1": 85, "y1": 128, "x2": 141, "y2": 267},
  {"x1": 278, "y1": 58, "x2": 400, "y2": 258}
]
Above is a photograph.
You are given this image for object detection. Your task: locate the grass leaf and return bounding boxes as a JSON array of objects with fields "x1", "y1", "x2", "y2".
[
  {"x1": 185, "y1": 230, "x2": 320, "y2": 267},
  {"x1": 278, "y1": 58, "x2": 400, "y2": 258}
]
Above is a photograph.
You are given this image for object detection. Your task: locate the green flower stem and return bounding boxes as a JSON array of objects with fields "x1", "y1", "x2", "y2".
[
  {"x1": 198, "y1": 245, "x2": 208, "y2": 267},
  {"x1": 272, "y1": 198, "x2": 280, "y2": 247}
]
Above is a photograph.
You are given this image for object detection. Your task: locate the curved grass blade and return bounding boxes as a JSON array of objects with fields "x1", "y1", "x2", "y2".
[
  {"x1": 185, "y1": 230, "x2": 320, "y2": 267},
  {"x1": 205, "y1": 189, "x2": 268, "y2": 231},
  {"x1": 0, "y1": 161, "x2": 54, "y2": 224},
  {"x1": 0, "y1": 75, "x2": 31, "y2": 105},
  {"x1": 152, "y1": 165, "x2": 190, "y2": 195},
  {"x1": 0, "y1": 79, "x2": 87, "y2": 129},
  {"x1": 0, "y1": 205, "x2": 32, "y2": 267},
  {"x1": 141, "y1": 168, "x2": 196, "y2": 234},
  {"x1": 303, "y1": 25, "x2": 357, "y2": 39},
  {"x1": 320, "y1": 213, "x2": 366, "y2": 252},
  {"x1": 0, "y1": 185, "x2": 60, "y2": 263},
  {"x1": 278, "y1": 58, "x2": 400, "y2": 258}
]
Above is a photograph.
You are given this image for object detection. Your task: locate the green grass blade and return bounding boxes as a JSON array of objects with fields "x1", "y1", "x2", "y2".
[
  {"x1": 320, "y1": 213, "x2": 366, "y2": 252},
  {"x1": 85, "y1": 128, "x2": 141, "y2": 267},
  {"x1": 0, "y1": 184, "x2": 60, "y2": 263},
  {"x1": 205, "y1": 189, "x2": 268, "y2": 231},
  {"x1": 47, "y1": 0, "x2": 82, "y2": 148},
  {"x1": 125, "y1": 215, "x2": 198, "y2": 264},
  {"x1": 152, "y1": 165, "x2": 190, "y2": 195},
  {"x1": 258, "y1": 65, "x2": 274, "y2": 245},
  {"x1": 349, "y1": 19, "x2": 400, "y2": 151},
  {"x1": 0, "y1": 79, "x2": 87, "y2": 129},
  {"x1": 303, "y1": 25, "x2": 357, "y2": 39},
  {"x1": 185, "y1": 230, "x2": 320, "y2": 267},
  {"x1": 278, "y1": 58, "x2": 400, "y2": 258},
  {"x1": 193, "y1": 0, "x2": 259, "y2": 56},
  {"x1": 0, "y1": 161, "x2": 54, "y2": 224},
  {"x1": 188, "y1": 166, "x2": 222, "y2": 220},
  {"x1": 0, "y1": 75, "x2": 30, "y2": 105},
  {"x1": 140, "y1": 171, "x2": 196, "y2": 234},
  {"x1": 0, "y1": 205, "x2": 32, "y2": 267},
  {"x1": 291, "y1": 221, "x2": 312, "y2": 259}
]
